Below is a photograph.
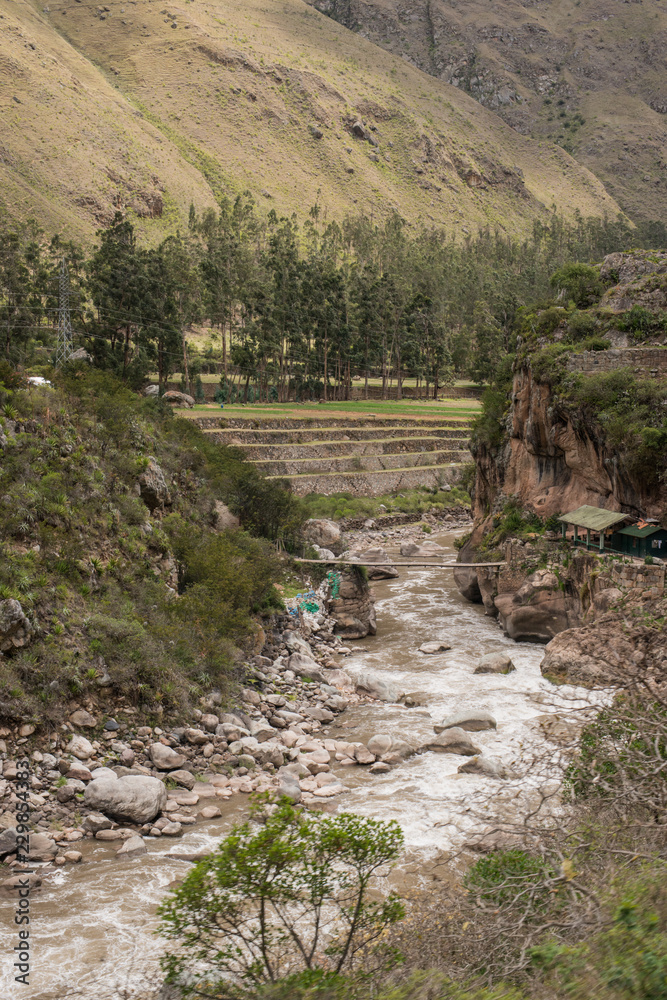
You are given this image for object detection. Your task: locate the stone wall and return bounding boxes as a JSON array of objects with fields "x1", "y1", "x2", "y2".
[{"x1": 567, "y1": 347, "x2": 667, "y2": 375}]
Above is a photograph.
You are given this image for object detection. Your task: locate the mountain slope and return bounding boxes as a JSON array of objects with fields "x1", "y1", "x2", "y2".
[
  {"x1": 0, "y1": 0, "x2": 620, "y2": 240},
  {"x1": 306, "y1": 0, "x2": 667, "y2": 226}
]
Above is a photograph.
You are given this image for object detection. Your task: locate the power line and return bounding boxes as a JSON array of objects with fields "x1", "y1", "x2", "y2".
[{"x1": 55, "y1": 259, "x2": 73, "y2": 368}]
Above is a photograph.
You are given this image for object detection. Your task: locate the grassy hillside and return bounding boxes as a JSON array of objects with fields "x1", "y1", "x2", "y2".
[
  {"x1": 0, "y1": 370, "x2": 303, "y2": 723},
  {"x1": 308, "y1": 0, "x2": 667, "y2": 226},
  {"x1": 0, "y1": 0, "x2": 621, "y2": 240}
]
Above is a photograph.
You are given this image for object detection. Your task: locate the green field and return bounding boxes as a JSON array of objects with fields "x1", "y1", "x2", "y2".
[{"x1": 176, "y1": 398, "x2": 481, "y2": 420}]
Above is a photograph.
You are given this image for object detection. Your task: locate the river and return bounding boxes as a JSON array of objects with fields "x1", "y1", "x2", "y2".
[{"x1": 1, "y1": 531, "x2": 592, "y2": 1000}]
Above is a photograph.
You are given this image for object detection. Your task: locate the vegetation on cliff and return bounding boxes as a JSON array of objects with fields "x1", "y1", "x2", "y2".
[
  {"x1": 0, "y1": 369, "x2": 303, "y2": 724},
  {"x1": 471, "y1": 251, "x2": 667, "y2": 487}
]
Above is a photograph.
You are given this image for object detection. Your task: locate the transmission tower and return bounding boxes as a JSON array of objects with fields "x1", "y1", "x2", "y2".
[{"x1": 55, "y1": 258, "x2": 73, "y2": 367}]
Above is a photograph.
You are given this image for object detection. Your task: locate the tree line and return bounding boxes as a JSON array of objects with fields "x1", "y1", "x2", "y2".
[{"x1": 0, "y1": 199, "x2": 663, "y2": 396}]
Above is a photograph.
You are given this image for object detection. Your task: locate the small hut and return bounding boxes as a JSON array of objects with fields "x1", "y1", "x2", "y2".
[
  {"x1": 609, "y1": 523, "x2": 667, "y2": 560},
  {"x1": 557, "y1": 505, "x2": 629, "y2": 552}
]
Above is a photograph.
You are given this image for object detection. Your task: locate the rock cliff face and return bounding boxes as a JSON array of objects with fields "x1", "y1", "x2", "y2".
[{"x1": 474, "y1": 366, "x2": 665, "y2": 526}]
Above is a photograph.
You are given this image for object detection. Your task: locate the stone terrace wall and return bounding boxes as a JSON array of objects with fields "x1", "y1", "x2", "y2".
[{"x1": 567, "y1": 347, "x2": 667, "y2": 375}]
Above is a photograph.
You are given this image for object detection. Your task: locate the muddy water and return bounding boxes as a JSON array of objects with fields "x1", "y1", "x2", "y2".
[{"x1": 1, "y1": 531, "x2": 590, "y2": 1000}]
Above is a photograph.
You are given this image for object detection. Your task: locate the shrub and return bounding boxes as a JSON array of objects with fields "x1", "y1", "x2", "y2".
[
  {"x1": 158, "y1": 797, "x2": 405, "y2": 994},
  {"x1": 550, "y1": 263, "x2": 602, "y2": 307}
]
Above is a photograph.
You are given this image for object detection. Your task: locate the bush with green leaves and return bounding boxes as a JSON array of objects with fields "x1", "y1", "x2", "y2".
[{"x1": 158, "y1": 797, "x2": 405, "y2": 996}]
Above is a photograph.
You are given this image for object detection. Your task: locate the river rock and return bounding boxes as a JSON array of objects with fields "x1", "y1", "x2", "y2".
[
  {"x1": 419, "y1": 641, "x2": 452, "y2": 654},
  {"x1": 116, "y1": 835, "x2": 147, "y2": 857},
  {"x1": 1, "y1": 873, "x2": 42, "y2": 893},
  {"x1": 287, "y1": 652, "x2": 325, "y2": 682},
  {"x1": 419, "y1": 728, "x2": 481, "y2": 755},
  {"x1": 303, "y1": 518, "x2": 341, "y2": 549},
  {"x1": 84, "y1": 775, "x2": 167, "y2": 824},
  {"x1": 283, "y1": 631, "x2": 314, "y2": 657},
  {"x1": 67, "y1": 735, "x2": 93, "y2": 760},
  {"x1": 69, "y1": 709, "x2": 97, "y2": 728},
  {"x1": 474, "y1": 652, "x2": 515, "y2": 675},
  {"x1": 457, "y1": 755, "x2": 509, "y2": 778},
  {"x1": 67, "y1": 764, "x2": 93, "y2": 781},
  {"x1": 278, "y1": 774, "x2": 302, "y2": 803},
  {"x1": 169, "y1": 770, "x2": 195, "y2": 790},
  {"x1": 161, "y1": 822, "x2": 183, "y2": 836},
  {"x1": 200, "y1": 713, "x2": 220, "y2": 732},
  {"x1": 84, "y1": 812, "x2": 113, "y2": 833},
  {"x1": 29, "y1": 833, "x2": 58, "y2": 860},
  {"x1": 0, "y1": 828, "x2": 17, "y2": 858},
  {"x1": 435, "y1": 711, "x2": 497, "y2": 733},
  {"x1": 366, "y1": 734, "x2": 393, "y2": 756},
  {"x1": 351, "y1": 669, "x2": 401, "y2": 702},
  {"x1": 149, "y1": 744, "x2": 187, "y2": 770},
  {"x1": 199, "y1": 805, "x2": 222, "y2": 819},
  {"x1": 249, "y1": 720, "x2": 278, "y2": 742},
  {"x1": 323, "y1": 668, "x2": 354, "y2": 690}
]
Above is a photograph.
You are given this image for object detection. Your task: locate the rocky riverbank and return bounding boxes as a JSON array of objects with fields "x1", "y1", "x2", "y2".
[{"x1": 0, "y1": 507, "x2": 474, "y2": 891}]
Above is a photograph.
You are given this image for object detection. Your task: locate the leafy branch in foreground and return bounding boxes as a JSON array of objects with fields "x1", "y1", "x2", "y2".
[{"x1": 157, "y1": 796, "x2": 404, "y2": 997}]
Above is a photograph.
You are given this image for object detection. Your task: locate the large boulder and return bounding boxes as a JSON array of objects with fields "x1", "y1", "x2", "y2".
[
  {"x1": 435, "y1": 710, "x2": 497, "y2": 733},
  {"x1": 0, "y1": 599, "x2": 33, "y2": 653},
  {"x1": 143, "y1": 384, "x2": 160, "y2": 397},
  {"x1": 84, "y1": 774, "x2": 167, "y2": 824},
  {"x1": 287, "y1": 652, "x2": 325, "y2": 683},
  {"x1": 138, "y1": 457, "x2": 170, "y2": 512},
  {"x1": 303, "y1": 518, "x2": 341, "y2": 550},
  {"x1": 494, "y1": 570, "x2": 572, "y2": 643},
  {"x1": 366, "y1": 734, "x2": 414, "y2": 759},
  {"x1": 351, "y1": 669, "x2": 402, "y2": 703},
  {"x1": 418, "y1": 728, "x2": 481, "y2": 755},
  {"x1": 283, "y1": 631, "x2": 314, "y2": 658},
  {"x1": 474, "y1": 651, "x2": 515, "y2": 675},
  {"x1": 162, "y1": 390, "x2": 195, "y2": 408}
]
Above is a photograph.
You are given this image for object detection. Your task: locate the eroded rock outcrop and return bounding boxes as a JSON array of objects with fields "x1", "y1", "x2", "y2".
[
  {"x1": 326, "y1": 569, "x2": 376, "y2": 639},
  {"x1": 0, "y1": 599, "x2": 33, "y2": 653}
]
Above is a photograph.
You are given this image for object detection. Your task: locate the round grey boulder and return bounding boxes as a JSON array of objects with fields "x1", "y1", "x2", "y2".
[
  {"x1": 474, "y1": 651, "x2": 515, "y2": 675},
  {"x1": 84, "y1": 775, "x2": 167, "y2": 824}
]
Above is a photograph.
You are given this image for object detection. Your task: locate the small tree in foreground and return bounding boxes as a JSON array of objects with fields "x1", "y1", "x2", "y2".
[{"x1": 157, "y1": 796, "x2": 405, "y2": 997}]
